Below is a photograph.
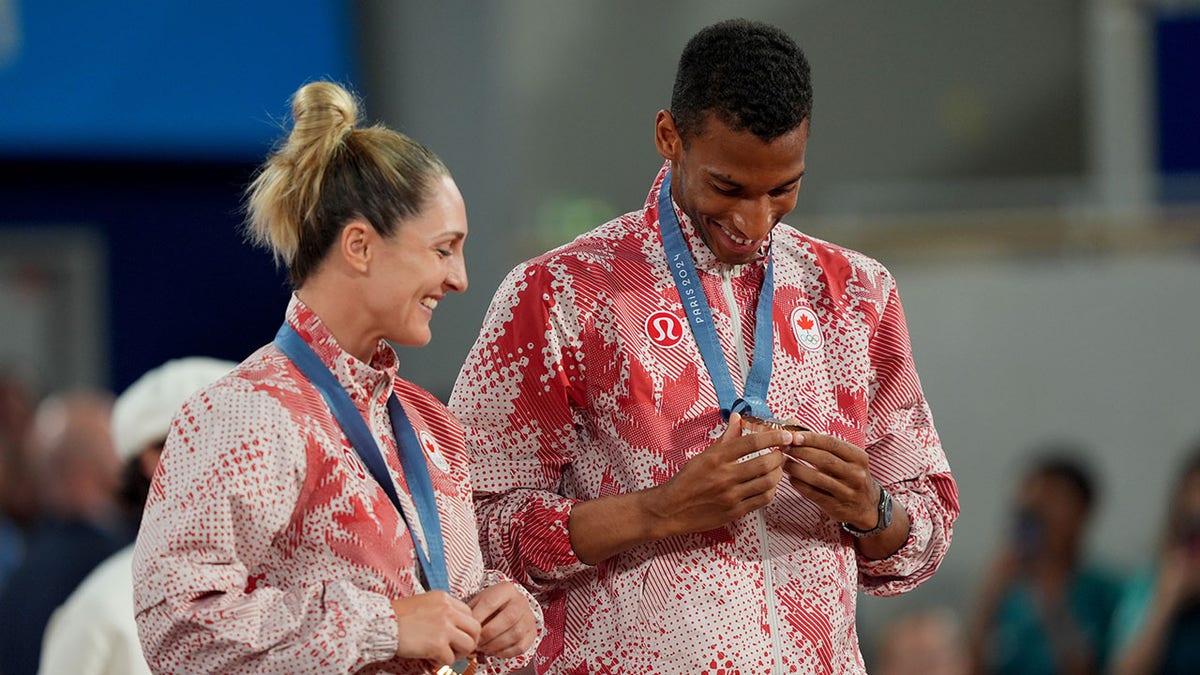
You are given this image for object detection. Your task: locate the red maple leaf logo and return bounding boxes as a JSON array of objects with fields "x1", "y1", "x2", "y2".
[{"x1": 797, "y1": 313, "x2": 814, "y2": 330}]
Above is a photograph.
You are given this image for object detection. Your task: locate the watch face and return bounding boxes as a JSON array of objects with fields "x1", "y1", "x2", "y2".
[{"x1": 879, "y1": 488, "x2": 893, "y2": 529}]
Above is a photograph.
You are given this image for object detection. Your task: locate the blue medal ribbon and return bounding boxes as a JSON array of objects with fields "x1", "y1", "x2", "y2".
[
  {"x1": 657, "y1": 169, "x2": 776, "y2": 420},
  {"x1": 274, "y1": 323, "x2": 451, "y2": 593}
]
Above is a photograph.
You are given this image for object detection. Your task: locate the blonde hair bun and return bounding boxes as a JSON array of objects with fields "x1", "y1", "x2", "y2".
[
  {"x1": 246, "y1": 80, "x2": 447, "y2": 287},
  {"x1": 288, "y1": 81, "x2": 359, "y2": 154}
]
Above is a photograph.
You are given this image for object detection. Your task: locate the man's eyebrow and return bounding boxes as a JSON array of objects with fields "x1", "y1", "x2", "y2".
[{"x1": 707, "y1": 170, "x2": 806, "y2": 190}]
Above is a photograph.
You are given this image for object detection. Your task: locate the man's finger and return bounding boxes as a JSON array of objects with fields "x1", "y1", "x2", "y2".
[
  {"x1": 734, "y1": 450, "x2": 787, "y2": 480},
  {"x1": 789, "y1": 432, "x2": 868, "y2": 464},
  {"x1": 784, "y1": 460, "x2": 851, "y2": 498},
  {"x1": 784, "y1": 445, "x2": 848, "y2": 476},
  {"x1": 733, "y1": 466, "x2": 784, "y2": 502},
  {"x1": 729, "y1": 431, "x2": 795, "y2": 463}
]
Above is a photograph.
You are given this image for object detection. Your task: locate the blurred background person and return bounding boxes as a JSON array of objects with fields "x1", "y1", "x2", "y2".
[
  {"x1": 0, "y1": 391, "x2": 130, "y2": 675},
  {"x1": 37, "y1": 357, "x2": 235, "y2": 675},
  {"x1": 0, "y1": 370, "x2": 35, "y2": 457},
  {"x1": 874, "y1": 606, "x2": 970, "y2": 675},
  {"x1": 1109, "y1": 443, "x2": 1200, "y2": 675},
  {"x1": 0, "y1": 441, "x2": 19, "y2": 589},
  {"x1": 0, "y1": 369, "x2": 38, "y2": 589},
  {"x1": 968, "y1": 449, "x2": 1123, "y2": 675}
]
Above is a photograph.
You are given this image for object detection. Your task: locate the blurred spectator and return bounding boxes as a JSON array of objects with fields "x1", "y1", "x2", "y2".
[
  {"x1": 875, "y1": 606, "x2": 970, "y2": 675},
  {"x1": 968, "y1": 448, "x2": 1123, "y2": 675},
  {"x1": 0, "y1": 369, "x2": 35, "y2": 458},
  {"x1": 0, "y1": 437, "x2": 21, "y2": 590},
  {"x1": 0, "y1": 369, "x2": 37, "y2": 589},
  {"x1": 0, "y1": 391, "x2": 130, "y2": 675},
  {"x1": 1109, "y1": 443, "x2": 1200, "y2": 675},
  {"x1": 37, "y1": 358, "x2": 235, "y2": 675}
]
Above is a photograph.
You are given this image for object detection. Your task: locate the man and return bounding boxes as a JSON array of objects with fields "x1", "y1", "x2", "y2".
[
  {"x1": 450, "y1": 18, "x2": 959, "y2": 673},
  {"x1": 0, "y1": 391, "x2": 128, "y2": 675},
  {"x1": 38, "y1": 358, "x2": 235, "y2": 675}
]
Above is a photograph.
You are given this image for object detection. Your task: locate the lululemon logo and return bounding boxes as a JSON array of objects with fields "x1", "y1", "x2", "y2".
[
  {"x1": 645, "y1": 310, "x2": 684, "y2": 349},
  {"x1": 341, "y1": 440, "x2": 367, "y2": 479},
  {"x1": 419, "y1": 430, "x2": 451, "y2": 472},
  {"x1": 790, "y1": 306, "x2": 824, "y2": 352}
]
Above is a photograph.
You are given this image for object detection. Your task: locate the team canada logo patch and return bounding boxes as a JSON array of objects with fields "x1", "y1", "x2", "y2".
[
  {"x1": 419, "y1": 430, "x2": 451, "y2": 472},
  {"x1": 790, "y1": 306, "x2": 823, "y2": 352},
  {"x1": 645, "y1": 310, "x2": 685, "y2": 349}
]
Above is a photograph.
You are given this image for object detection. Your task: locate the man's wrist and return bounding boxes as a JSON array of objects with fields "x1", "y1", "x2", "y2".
[
  {"x1": 636, "y1": 485, "x2": 676, "y2": 541},
  {"x1": 841, "y1": 481, "x2": 892, "y2": 537},
  {"x1": 572, "y1": 488, "x2": 676, "y2": 564}
]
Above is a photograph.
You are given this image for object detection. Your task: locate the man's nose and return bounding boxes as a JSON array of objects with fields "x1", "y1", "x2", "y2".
[{"x1": 730, "y1": 197, "x2": 775, "y2": 239}]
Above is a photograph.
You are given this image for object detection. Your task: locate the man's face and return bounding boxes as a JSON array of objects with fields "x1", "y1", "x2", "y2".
[{"x1": 655, "y1": 111, "x2": 808, "y2": 265}]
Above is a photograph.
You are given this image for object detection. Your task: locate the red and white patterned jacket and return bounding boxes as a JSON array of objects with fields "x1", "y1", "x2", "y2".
[
  {"x1": 133, "y1": 296, "x2": 541, "y2": 674},
  {"x1": 449, "y1": 163, "x2": 959, "y2": 674}
]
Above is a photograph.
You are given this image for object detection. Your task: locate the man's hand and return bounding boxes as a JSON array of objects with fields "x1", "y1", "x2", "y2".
[
  {"x1": 390, "y1": 591, "x2": 481, "y2": 667},
  {"x1": 781, "y1": 432, "x2": 878, "y2": 529},
  {"x1": 468, "y1": 582, "x2": 538, "y2": 659},
  {"x1": 782, "y1": 431, "x2": 910, "y2": 560},
  {"x1": 643, "y1": 413, "x2": 791, "y2": 537},
  {"x1": 568, "y1": 413, "x2": 792, "y2": 564}
]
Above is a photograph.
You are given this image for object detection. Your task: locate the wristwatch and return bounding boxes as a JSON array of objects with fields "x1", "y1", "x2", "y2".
[{"x1": 841, "y1": 482, "x2": 892, "y2": 537}]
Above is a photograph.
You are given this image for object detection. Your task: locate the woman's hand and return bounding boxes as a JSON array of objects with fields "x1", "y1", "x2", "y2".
[
  {"x1": 468, "y1": 582, "x2": 538, "y2": 659},
  {"x1": 390, "y1": 591, "x2": 481, "y2": 666}
]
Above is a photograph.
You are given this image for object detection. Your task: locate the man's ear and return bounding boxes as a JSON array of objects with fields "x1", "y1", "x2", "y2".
[
  {"x1": 339, "y1": 219, "x2": 373, "y2": 274},
  {"x1": 654, "y1": 109, "x2": 683, "y2": 161}
]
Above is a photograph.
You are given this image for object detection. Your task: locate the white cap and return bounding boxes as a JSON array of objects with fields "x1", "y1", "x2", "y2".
[{"x1": 111, "y1": 357, "x2": 237, "y2": 462}]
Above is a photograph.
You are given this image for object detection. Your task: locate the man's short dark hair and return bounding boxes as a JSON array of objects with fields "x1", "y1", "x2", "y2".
[{"x1": 670, "y1": 18, "x2": 813, "y2": 142}]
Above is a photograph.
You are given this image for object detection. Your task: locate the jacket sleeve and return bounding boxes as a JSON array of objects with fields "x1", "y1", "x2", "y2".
[
  {"x1": 449, "y1": 262, "x2": 593, "y2": 595},
  {"x1": 856, "y1": 282, "x2": 960, "y2": 596},
  {"x1": 131, "y1": 386, "x2": 400, "y2": 674}
]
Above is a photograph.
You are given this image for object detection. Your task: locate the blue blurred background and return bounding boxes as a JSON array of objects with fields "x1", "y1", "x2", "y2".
[{"x1": 2, "y1": 0, "x2": 1199, "y2": 665}]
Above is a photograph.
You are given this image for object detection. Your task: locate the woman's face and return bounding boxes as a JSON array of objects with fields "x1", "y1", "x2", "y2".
[{"x1": 366, "y1": 174, "x2": 469, "y2": 348}]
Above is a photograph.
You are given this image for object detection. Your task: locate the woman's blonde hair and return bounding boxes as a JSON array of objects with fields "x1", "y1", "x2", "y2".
[{"x1": 246, "y1": 81, "x2": 448, "y2": 287}]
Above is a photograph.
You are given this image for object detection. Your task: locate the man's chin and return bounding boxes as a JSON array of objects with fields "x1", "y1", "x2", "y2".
[{"x1": 713, "y1": 246, "x2": 758, "y2": 266}]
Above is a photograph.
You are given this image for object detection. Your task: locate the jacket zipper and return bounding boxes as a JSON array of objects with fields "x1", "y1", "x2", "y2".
[{"x1": 720, "y1": 266, "x2": 785, "y2": 674}]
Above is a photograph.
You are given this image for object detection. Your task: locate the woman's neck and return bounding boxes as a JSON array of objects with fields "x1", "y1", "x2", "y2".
[{"x1": 295, "y1": 279, "x2": 378, "y2": 364}]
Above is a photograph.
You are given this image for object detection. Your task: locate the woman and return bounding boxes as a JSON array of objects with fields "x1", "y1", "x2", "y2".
[{"x1": 132, "y1": 81, "x2": 540, "y2": 674}]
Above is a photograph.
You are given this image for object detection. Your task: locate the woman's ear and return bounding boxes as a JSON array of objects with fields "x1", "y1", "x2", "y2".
[{"x1": 339, "y1": 219, "x2": 373, "y2": 274}]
